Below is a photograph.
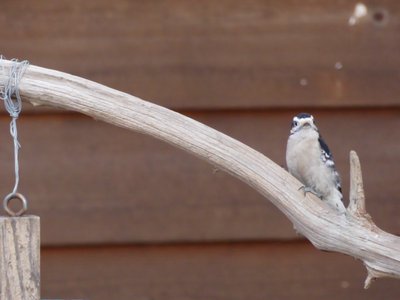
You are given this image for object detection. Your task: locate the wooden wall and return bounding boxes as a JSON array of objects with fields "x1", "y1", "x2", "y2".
[{"x1": 1, "y1": 0, "x2": 400, "y2": 299}]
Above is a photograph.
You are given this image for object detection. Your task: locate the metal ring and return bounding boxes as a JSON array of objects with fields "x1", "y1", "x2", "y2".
[{"x1": 3, "y1": 193, "x2": 28, "y2": 217}]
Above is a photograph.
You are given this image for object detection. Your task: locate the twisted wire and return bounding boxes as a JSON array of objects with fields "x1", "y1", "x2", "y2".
[{"x1": 0, "y1": 56, "x2": 29, "y2": 193}]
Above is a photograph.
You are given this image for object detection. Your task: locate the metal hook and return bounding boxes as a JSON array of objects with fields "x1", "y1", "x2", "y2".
[{"x1": 3, "y1": 192, "x2": 28, "y2": 217}]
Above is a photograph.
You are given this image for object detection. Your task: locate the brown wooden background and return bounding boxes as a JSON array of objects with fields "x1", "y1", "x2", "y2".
[{"x1": 1, "y1": 0, "x2": 400, "y2": 299}]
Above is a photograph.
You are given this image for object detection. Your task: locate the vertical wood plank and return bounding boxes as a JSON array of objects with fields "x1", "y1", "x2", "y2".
[{"x1": 0, "y1": 215, "x2": 40, "y2": 300}]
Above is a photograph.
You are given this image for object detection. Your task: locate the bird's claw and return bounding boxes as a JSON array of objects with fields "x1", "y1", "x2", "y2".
[{"x1": 298, "y1": 186, "x2": 322, "y2": 198}]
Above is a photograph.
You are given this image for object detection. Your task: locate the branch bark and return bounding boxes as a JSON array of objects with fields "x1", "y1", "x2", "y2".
[{"x1": 2, "y1": 61, "x2": 399, "y2": 287}]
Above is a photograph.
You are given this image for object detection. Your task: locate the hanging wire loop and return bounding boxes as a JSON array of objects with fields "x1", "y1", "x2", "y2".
[
  {"x1": 0, "y1": 56, "x2": 30, "y2": 216},
  {"x1": 3, "y1": 192, "x2": 28, "y2": 217}
]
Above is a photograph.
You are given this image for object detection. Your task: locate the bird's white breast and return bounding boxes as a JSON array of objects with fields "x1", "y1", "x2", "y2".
[{"x1": 286, "y1": 128, "x2": 336, "y2": 200}]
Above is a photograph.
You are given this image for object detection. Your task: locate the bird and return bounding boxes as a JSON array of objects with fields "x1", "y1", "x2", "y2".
[{"x1": 286, "y1": 113, "x2": 346, "y2": 213}]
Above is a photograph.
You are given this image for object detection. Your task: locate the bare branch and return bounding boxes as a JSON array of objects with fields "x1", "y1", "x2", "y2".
[
  {"x1": 349, "y1": 150, "x2": 367, "y2": 216},
  {"x1": 2, "y1": 61, "x2": 399, "y2": 287}
]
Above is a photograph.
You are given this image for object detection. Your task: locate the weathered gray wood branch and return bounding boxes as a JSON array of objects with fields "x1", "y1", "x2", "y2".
[{"x1": 2, "y1": 61, "x2": 399, "y2": 288}]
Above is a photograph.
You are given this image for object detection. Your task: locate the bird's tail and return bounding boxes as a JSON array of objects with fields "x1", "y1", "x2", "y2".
[{"x1": 327, "y1": 191, "x2": 346, "y2": 213}]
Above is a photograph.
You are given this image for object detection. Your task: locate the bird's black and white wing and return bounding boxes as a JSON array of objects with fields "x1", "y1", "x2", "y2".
[{"x1": 318, "y1": 136, "x2": 342, "y2": 194}]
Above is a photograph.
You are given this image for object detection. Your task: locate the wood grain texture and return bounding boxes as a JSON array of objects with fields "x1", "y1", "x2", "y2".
[
  {"x1": 0, "y1": 216, "x2": 40, "y2": 300},
  {"x1": 0, "y1": 109, "x2": 395, "y2": 245},
  {"x1": 1, "y1": 0, "x2": 400, "y2": 109},
  {"x1": 41, "y1": 242, "x2": 400, "y2": 300}
]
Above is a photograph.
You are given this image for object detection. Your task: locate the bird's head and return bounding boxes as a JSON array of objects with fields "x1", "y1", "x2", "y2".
[{"x1": 290, "y1": 113, "x2": 318, "y2": 134}]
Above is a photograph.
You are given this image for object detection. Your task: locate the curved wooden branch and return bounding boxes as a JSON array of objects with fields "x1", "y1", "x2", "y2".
[{"x1": 2, "y1": 60, "x2": 399, "y2": 287}]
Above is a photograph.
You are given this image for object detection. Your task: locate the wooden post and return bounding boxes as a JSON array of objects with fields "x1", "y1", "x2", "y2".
[{"x1": 0, "y1": 215, "x2": 40, "y2": 300}]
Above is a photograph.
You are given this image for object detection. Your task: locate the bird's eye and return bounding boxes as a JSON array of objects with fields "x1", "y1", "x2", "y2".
[{"x1": 292, "y1": 121, "x2": 298, "y2": 127}]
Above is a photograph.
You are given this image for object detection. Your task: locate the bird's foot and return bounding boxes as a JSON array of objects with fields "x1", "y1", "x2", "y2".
[{"x1": 298, "y1": 186, "x2": 322, "y2": 198}]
